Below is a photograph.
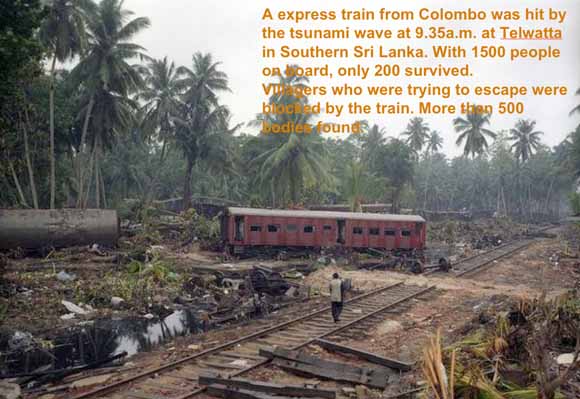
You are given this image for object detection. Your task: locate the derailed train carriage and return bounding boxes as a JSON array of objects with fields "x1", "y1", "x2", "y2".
[{"x1": 221, "y1": 207, "x2": 449, "y2": 273}]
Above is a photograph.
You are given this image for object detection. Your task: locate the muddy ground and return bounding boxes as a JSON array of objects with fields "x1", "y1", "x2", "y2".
[
  {"x1": 1, "y1": 219, "x2": 578, "y2": 398},
  {"x1": 192, "y1": 227, "x2": 579, "y2": 399},
  {"x1": 0, "y1": 218, "x2": 536, "y2": 335}
]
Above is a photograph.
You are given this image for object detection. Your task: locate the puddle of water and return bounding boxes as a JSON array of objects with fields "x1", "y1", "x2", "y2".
[{"x1": 1, "y1": 307, "x2": 210, "y2": 375}]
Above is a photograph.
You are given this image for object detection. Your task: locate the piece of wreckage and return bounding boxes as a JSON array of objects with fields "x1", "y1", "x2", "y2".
[{"x1": 220, "y1": 207, "x2": 451, "y2": 274}]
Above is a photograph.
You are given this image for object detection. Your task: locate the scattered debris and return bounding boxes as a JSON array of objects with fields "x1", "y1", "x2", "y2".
[
  {"x1": 249, "y1": 266, "x2": 293, "y2": 296},
  {"x1": 110, "y1": 297, "x2": 125, "y2": 308},
  {"x1": 61, "y1": 300, "x2": 89, "y2": 315},
  {"x1": 0, "y1": 381, "x2": 21, "y2": 399},
  {"x1": 56, "y1": 271, "x2": 76, "y2": 282}
]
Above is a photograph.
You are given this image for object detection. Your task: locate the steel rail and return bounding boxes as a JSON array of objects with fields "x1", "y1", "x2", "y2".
[
  {"x1": 72, "y1": 282, "x2": 407, "y2": 399},
  {"x1": 176, "y1": 284, "x2": 435, "y2": 399}
]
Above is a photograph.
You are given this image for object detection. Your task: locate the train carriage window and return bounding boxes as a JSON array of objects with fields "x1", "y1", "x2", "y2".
[
  {"x1": 401, "y1": 230, "x2": 412, "y2": 237},
  {"x1": 323, "y1": 225, "x2": 332, "y2": 231},
  {"x1": 353, "y1": 227, "x2": 363, "y2": 235},
  {"x1": 369, "y1": 227, "x2": 380, "y2": 236},
  {"x1": 250, "y1": 225, "x2": 262, "y2": 232},
  {"x1": 286, "y1": 224, "x2": 298, "y2": 232},
  {"x1": 304, "y1": 225, "x2": 315, "y2": 233},
  {"x1": 267, "y1": 224, "x2": 280, "y2": 233},
  {"x1": 384, "y1": 229, "x2": 396, "y2": 236}
]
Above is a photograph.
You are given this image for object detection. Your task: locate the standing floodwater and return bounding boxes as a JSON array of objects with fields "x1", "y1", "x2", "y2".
[{"x1": 0, "y1": 308, "x2": 206, "y2": 376}]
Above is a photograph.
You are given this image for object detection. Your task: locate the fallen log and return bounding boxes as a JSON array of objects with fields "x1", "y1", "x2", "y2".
[
  {"x1": 0, "y1": 209, "x2": 119, "y2": 250},
  {"x1": 314, "y1": 339, "x2": 414, "y2": 371},
  {"x1": 198, "y1": 373, "x2": 336, "y2": 398},
  {"x1": 206, "y1": 383, "x2": 295, "y2": 399}
]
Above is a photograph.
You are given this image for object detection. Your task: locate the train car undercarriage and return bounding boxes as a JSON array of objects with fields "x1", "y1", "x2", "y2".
[{"x1": 225, "y1": 245, "x2": 451, "y2": 274}]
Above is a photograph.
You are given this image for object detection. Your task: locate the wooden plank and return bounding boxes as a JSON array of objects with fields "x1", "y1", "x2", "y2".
[
  {"x1": 272, "y1": 358, "x2": 388, "y2": 389},
  {"x1": 315, "y1": 339, "x2": 414, "y2": 371},
  {"x1": 206, "y1": 384, "x2": 294, "y2": 399},
  {"x1": 260, "y1": 347, "x2": 391, "y2": 376},
  {"x1": 198, "y1": 374, "x2": 336, "y2": 398},
  {"x1": 260, "y1": 347, "x2": 391, "y2": 389}
]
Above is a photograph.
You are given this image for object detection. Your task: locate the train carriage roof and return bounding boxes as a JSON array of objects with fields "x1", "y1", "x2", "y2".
[{"x1": 226, "y1": 207, "x2": 425, "y2": 223}]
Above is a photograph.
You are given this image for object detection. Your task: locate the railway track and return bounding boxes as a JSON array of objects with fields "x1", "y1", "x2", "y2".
[
  {"x1": 431, "y1": 224, "x2": 559, "y2": 277},
  {"x1": 70, "y1": 225, "x2": 559, "y2": 399},
  {"x1": 72, "y1": 283, "x2": 433, "y2": 399},
  {"x1": 448, "y1": 238, "x2": 536, "y2": 277}
]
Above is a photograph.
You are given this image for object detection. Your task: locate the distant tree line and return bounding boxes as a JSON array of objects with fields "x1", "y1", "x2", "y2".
[{"x1": 0, "y1": 0, "x2": 579, "y2": 220}]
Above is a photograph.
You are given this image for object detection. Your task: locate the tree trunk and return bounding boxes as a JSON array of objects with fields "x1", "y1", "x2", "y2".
[
  {"x1": 49, "y1": 53, "x2": 57, "y2": 209},
  {"x1": 83, "y1": 146, "x2": 96, "y2": 209},
  {"x1": 0, "y1": 209, "x2": 119, "y2": 250},
  {"x1": 95, "y1": 137, "x2": 100, "y2": 209},
  {"x1": 271, "y1": 181, "x2": 276, "y2": 208},
  {"x1": 182, "y1": 157, "x2": 194, "y2": 211},
  {"x1": 423, "y1": 155, "x2": 432, "y2": 211},
  {"x1": 77, "y1": 95, "x2": 95, "y2": 207},
  {"x1": 21, "y1": 110, "x2": 39, "y2": 209},
  {"x1": 100, "y1": 160, "x2": 107, "y2": 209},
  {"x1": 8, "y1": 160, "x2": 29, "y2": 208},
  {"x1": 391, "y1": 188, "x2": 400, "y2": 213},
  {"x1": 544, "y1": 177, "x2": 554, "y2": 214},
  {"x1": 145, "y1": 138, "x2": 168, "y2": 203}
]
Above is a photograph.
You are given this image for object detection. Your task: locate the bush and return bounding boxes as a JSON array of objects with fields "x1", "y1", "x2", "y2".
[
  {"x1": 570, "y1": 192, "x2": 580, "y2": 216},
  {"x1": 181, "y1": 209, "x2": 221, "y2": 249}
]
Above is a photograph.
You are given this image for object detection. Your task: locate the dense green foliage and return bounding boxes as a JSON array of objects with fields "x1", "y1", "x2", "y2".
[{"x1": 0, "y1": 0, "x2": 579, "y2": 219}]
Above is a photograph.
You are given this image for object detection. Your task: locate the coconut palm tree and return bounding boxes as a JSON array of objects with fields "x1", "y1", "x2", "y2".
[
  {"x1": 422, "y1": 131, "x2": 444, "y2": 210},
  {"x1": 372, "y1": 138, "x2": 414, "y2": 213},
  {"x1": 70, "y1": 0, "x2": 150, "y2": 207},
  {"x1": 509, "y1": 119, "x2": 543, "y2": 164},
  {"x1": 138, "y1": 57, "x2": 183, "y2": 200},
  {"x1": 454, "y1": 110, "x2": 496, "y2": 158},
  {"x1": 254, "y1": 132, "x2": 330, "y2": 206},
  {"x1": 426, "y1": 131, "x2": 443, "y2": 154},
  {"x1": 402, "y1": 117, "x2": 430, "y2": 154},
  {"x1": 360, "y1": 124, "x2": 386, "y2": 164},
  {"x1": 345, "y1": 161, "x2": 364, "y2": 212},
  {"x1": 140, "y1": 57, "x2": 182, "y2": 146},
  {"x1": 251, "y1": 67, "x2": 331, "y2": 206},
  {"x1": 40, "y1": 0, "x2": 96, "y2": 208},
  {"x1": 174, "y1": 52, "x2": 238, "y2": 211}
]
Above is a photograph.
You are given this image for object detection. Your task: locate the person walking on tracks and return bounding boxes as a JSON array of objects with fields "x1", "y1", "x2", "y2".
[{"x1": 329, "y1": 272, "x2": 344, "y2": 323}]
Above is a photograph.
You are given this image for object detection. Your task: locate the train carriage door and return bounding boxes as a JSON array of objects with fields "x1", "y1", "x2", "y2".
[
  {"x1": 321, "y1": 222, "x2": 334, "y2": 247},
  {"x1": 368, "y1": 226, "x2": 381, "y2": 248},
  {"x1": 337, "y1": 219, "x2": 346, "y2": 245},
  {"x1": 285, "y1": 221, "x2": 299, "y2": 246},
  {"x1": 384, "y1": 227, "x2": 397, "y2": 251},
  {"x1": 234, "y1": 216, "x2": 244, "y2": 242},
  {"x1": 400, "y1": 225, "x2": 412, "y2": 249},
  {"x1": 415, "y1": 222, "x2": 425, "y2": 249}
]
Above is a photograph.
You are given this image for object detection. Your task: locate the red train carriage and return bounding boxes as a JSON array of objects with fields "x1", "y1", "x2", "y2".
[{"x1": 221, "y1": 207, "x2": 426, "y2": 254}]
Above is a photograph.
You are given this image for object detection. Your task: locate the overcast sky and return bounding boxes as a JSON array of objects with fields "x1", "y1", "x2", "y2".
[{"x1": 123, "y1": 0, "x2": 579, "y2": 156}]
